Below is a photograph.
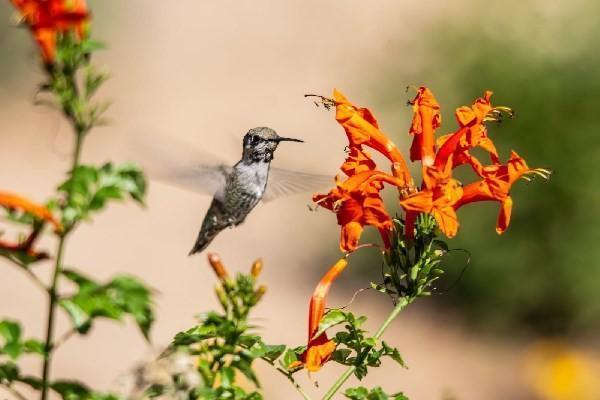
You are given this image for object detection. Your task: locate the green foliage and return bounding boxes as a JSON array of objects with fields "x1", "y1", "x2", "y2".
[
  {"x1": 55, "y1": 163, "x2": 146, "y2": 228},
  {"x1": 158, "y1": 261, "x2": 292, "y2": 399},
  {"x1": 0, "y1": 7, "x2": 154, "y2": 400},
  {"x1": 49, "y1": 380, "x2": 120, "y2": 400},
  {"x1": 59, "y1": 269, "x2": 155, "y2": 339},
  {"x1": 317, "y1": 310, "x2": 406, "y2": 380},
  {"x1": 0, "y1": 320, "x2": 45, "y2": 359},
  {"x1": 344, "y1": 386, "x2": 409, "y2": 400}
]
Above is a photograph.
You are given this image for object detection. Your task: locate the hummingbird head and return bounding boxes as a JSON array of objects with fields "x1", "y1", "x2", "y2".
[{"x1": 242, "y1": 127, "x2": 303, "y2": 163}]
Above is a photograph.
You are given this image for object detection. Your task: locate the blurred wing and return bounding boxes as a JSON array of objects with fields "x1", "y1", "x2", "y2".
[
  {"x1": 134, "y1": 137, "x2": 232, "y2": 197},
  {"x1": 263, "y1": 167, "x2": 333, "y2": 203}
]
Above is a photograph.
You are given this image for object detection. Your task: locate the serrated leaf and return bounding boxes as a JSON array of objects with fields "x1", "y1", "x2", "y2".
[{"x1": 312, "y1": 309, "x2": 347, "y2": 340}]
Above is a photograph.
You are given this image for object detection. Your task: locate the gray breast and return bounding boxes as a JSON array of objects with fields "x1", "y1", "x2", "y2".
[{"x1": 223, "y1": 162, "x2": 269, "y2": 219}]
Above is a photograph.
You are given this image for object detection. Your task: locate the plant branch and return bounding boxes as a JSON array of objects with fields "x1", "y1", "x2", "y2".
[
  {"x1": 2, "y1": 384, "x2": 28, "y2": 400},
  {"x1": 321, "y1": 296, "x2": 413, "y2": 400},
  {"x1": 9, "y1": 259, "x2": 48, "y2": 292},
  {"x1": 258, "y1": 356, "x2": 312, "y2": 400},
  {"x1": 53, "y1": 327, "x2": 77, "y2": 351},
  {"x1": 40, "y1": 116, "x2": 85, "y2": 400}
]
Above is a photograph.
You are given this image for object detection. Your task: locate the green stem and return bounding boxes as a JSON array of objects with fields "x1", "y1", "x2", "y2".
[
  {"x1": 260, "y1": 357, "x2": 312, "y2": 400},
  {"x1": 40, "y1": 131, "x2": 84, "y2": 400},
  {"x1": 321, "y1": 297, "x2": 413, "y2": 400}
]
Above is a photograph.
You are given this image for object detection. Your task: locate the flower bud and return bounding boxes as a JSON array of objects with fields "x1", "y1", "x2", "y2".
[
  {"x1": 254, "y1": 285, "x2": 267, "y2": 301},
  {"x1": 207, "y1": 253, "x2": 229, "y2": 281},
  {"x1": 250, "y1": 258, "x2": 263, "y2": 278}
]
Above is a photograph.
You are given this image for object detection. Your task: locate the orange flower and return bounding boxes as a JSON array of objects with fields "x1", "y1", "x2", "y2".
[
  {"x1": 400, "y1": 161, "x2": 463, "y2": 238},
  {"x1": 314, "y1": 170, "x2": 402, "y2": 252},
  {"x1": 454, "y1": 151, "x2": 550, "y2": 233},
  {"x1": 408, "y1": 86, "x2": 441, "y2": 167},
  {"x1": 0, "y1": 191, "x2": 61, "y2": 230},
  {"x1": 10, "y1": 0, "x2": 89, "y2": 63},
  {"x1": 298, "y1": 258, "x2": 348, "y2": 372},
  {"x1": 0, "y1": 190, "x2": 61, "y2": 261},
  {"x1": 333, "y1": 89, "x2": 413, "y2": 188},
  {"x1": 436, "y1": 91, "x2": 507, "y2": 172}
]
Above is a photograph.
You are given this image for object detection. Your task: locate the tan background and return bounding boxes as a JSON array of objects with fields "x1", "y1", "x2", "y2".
[{"x1": 1, "y1": 1, "x2": 596, "y2": 399}]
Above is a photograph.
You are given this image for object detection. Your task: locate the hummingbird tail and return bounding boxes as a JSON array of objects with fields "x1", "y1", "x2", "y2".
[{"x1": 188, "y1": 227, "x2": 221, "y2": 256}]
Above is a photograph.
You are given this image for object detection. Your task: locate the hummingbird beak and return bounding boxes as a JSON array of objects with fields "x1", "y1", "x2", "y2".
[{"x1": 275, "y1": 136, "x2": 304, "y2": 143}]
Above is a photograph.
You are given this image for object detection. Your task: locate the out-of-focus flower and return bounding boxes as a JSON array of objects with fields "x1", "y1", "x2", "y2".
[
  {"x1": 297, "y1": 258, "x2": 348, "y2": 372},
  {"x1": 0, "y1": 190, "x2": 61, "y2": 230},
  {"x1": 9, "y1": 0, "x2": 89, "y2": 63},
  {"x1": 408, "y1": 86, "x2": 441, "y2": 167},
  {"x1": 250, "y1": 258, "x2": 263, "y2": 278},
  {"x1": 454, "y1": 151, "x2": 551, "y2": 234},
  {"x1": 118, "y1": 349, "x2": 201, "y2": 399},
  {"x1": 0, "y1": 190, "x2": 61, "y2": 261},
  {"x1": 524, "y1": 340, "x2": 600, "y2": 400}
]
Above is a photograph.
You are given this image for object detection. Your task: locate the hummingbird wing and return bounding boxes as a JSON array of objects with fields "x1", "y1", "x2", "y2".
[
  {"x1": 134, "y1": 137, "x2": 233, "y2": 198},
  {"x1": 262, "y1": 167, "x2": 333, "y2": 203}
]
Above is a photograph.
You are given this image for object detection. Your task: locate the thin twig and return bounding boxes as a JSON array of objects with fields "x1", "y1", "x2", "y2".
[
  {"x1": 2, "y1": 384, "x2": 28, "y2": 400},
  {"x1": 11, "y1": 259, "x2": 48, "y2": 292},
  {"x1": 258, "y1": 356, "x2": 312, "y2": 400},
  {"x1": 53, "y1": 327, "x2": 77, "y2": 350}
]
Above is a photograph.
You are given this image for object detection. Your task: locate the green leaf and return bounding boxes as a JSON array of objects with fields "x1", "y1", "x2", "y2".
[
  {"x1": 0, "y1": 361, "x2": 19, "y2": 383},
  {"x1": 381, "y1": 341, "x2": 407, "y2": 368},
  {"x1": 220, "y1": 367, "x2": 235, "y2": 388},
  {"x1": 280, "y1": 348, "x2": 299, "y2": 370},
  {"x1": 59, "y1": 270, "x2": 155, "y2": 339},
  {"x1": 57, "y1": 163, "x2": 147, "y2": 226},
  {"x1": 312, "y1": 309, "x2": 347, "y2": 340},
  {"x1": 51, "y1": 380, "x2": 91, "y2": 398}
]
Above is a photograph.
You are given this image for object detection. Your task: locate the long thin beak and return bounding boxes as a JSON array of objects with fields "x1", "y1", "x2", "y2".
[{"x1": 276, "y1": 136, "x2": 304, "y2": 143}]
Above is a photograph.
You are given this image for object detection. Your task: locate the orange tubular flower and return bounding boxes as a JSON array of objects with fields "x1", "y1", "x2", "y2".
[
  {"x1": 314, "y1": 170, "x2": 402, "y2": 252},
  {"x1": 333, "y1": 89, "x2": 413, "y2": 188},
  {"x1": 10, "y1": 0, "x2": 89, "y2": 63},
  {"x1": 408, "y1": 86, "x2": 441, "y2": 167},
  {"x1": 298, "y1": 258, "x2": 348, "y2": 372},
  {"x1": 436, "y1": 91, "x2": 504, "y2": 172},
  {"x1": 454, "y1": 151, "x2": 550, "y2": 234},
  {"x1": 400, "y1": 161, "x2": 463, "y2": 238},
  {"x1": 0, "y1": 191, "x2": 61, "y2": 231},
  {"x1": 0, "y1": 190, "x2": 61, "y2": 260}
]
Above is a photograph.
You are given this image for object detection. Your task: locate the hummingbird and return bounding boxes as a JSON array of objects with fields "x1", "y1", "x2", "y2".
[
  {"x1": 188, "y1": 127, "x2": 307, "y2": 254},
  {"x1": 137, "y1": 126, "x2": 331, "y2": 255}
]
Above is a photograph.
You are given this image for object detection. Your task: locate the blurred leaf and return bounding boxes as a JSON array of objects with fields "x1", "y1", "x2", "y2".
[
  {"x1": 59, "y1": 269, "x2": 155, "y2": 339},
  {"x1": 345, "y1": 386, "x2": 409, "y2": 400},
  {"x1": 58, "y1": 163, "x2": 146, "y2": 227},
  {"x1": 0, "y1": 320, "x2": 45, "y2": 359},
  {"x1": 0, "y1": 361, "x2": 19, "y2": 384}
]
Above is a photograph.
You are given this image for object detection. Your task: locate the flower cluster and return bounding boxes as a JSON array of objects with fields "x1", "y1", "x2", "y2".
[
  {"x1": 10, "y1": 0, "x2": 89, "y2": 64},
  {"x1": 315, "y1": 87, "x2": 550, "y2": 249},
  {"x1": 300, "y1": 87, "x2": 550, "y2": 372}
]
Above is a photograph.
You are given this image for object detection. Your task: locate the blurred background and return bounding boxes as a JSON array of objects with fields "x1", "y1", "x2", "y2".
[{"x1": 1, "y1": 0, "x2": 599, "y2": 399}]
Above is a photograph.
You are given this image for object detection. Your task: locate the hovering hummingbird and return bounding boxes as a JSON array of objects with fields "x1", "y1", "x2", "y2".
[{"x1": 138, "y1": 127, "x2": 331, "y2": 255}]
